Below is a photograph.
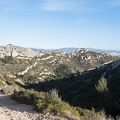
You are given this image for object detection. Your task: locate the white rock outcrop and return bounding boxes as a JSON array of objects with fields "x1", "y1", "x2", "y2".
[{"x1": 0, "y1": 44, "x2": 43, "y2": 58}]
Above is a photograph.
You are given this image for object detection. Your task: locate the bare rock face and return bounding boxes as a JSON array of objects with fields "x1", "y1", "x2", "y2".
[
  {"x1": 15, "y1": 78, "x2": 24, "y2": 85},
  {"x1": 0, "y1": 44, "x2": 43, "y2": 58}
]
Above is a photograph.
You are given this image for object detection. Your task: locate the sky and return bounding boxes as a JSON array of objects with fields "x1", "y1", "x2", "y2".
[{"x1": 0, "y1": 0, "x2": 120, "y2": 50}]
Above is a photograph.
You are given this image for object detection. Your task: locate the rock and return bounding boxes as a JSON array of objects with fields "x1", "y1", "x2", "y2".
[{"x1": 15, "y1": 78, "x2": 24, "y2": 85}]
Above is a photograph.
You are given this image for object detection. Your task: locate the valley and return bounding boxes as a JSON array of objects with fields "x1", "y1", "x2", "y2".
[{"x1": 0, "y1": 44, "x2": 120, "y2": 120}]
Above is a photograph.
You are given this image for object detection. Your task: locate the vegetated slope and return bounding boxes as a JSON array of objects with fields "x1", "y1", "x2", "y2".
[
  {"x1": 0, "y1": 44, "x2": 120, "y2": 119},
  {"x1": 20, "y1": 48, "x2": 118, "y2": 82},
  {"x1": 29, "y1": 60, "x2": 120, "y2": 117},
  {"x1": 0, "y1": 44, "x2": 118, "y2": 83}
]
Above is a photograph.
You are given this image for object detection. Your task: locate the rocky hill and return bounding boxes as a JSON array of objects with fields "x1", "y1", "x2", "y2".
[
  {"x1": 0, "y1": 44, "x2": 43, "y2": 59},
  {"x1": 1, "y1": 45, "x2": 120, "y2": 58},
  {"x1": 0, "y1": 44, "x2": 120, "y2": 119},
  {"x1": 0, "y1": 44, "x2": 118, "y2": 82}
]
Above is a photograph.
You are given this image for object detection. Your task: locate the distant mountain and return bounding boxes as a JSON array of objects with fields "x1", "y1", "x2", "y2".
[
  {"x1": 1, "y1": 44, "x2": 120, "y2": 58},
  {"x1": 30, "y1": 48, "x2": 45, "y2": 51},
  {"x1": 57, "y1": 47, "x2": 120, "y2": 57},
  {"x1": 58, "y1": 47, "x2": 120, "y2": 57},
  {"x1": 88, "y1": 48, "x2": 120, "y2": 57},
  {"x1": 30, "y1": 47, "x2": 120, "y2": 57},
  {"x1": 30, "y1": 47, "x2": 78, "y2": 52},
  {"x1": 58, "y1": 47, "x2": 78, "y2": 52}
]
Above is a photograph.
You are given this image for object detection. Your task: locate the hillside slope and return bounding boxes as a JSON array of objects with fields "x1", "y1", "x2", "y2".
[
  {"x1": 0, "y1": 44, "x2": 118, "y2": 82},
  {"x1": 29, "y1": 60, "x2": 120, "y2": 116},
  {"x1": 0, "y1": 44, "x2": 119, "y2": 119}
]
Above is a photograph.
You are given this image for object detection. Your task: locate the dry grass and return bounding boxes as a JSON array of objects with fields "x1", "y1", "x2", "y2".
[{"x1": 81, "y1": 111, "x2": 114, "y2": 120}]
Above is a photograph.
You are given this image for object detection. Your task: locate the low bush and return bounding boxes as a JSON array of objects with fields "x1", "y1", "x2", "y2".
[
  {"x1": 12, "y1": 88, "x2": 119, "y2": 120},
  {"x1": 77, "y1": 108, "x2": 114, "y2": 120},
  {"x1": 3, "y1": 74, "x2": 15, "y2": 85},
  {"x1": 12, "y1": 89, "x2": 35, "y2": 104},
  {"x1": 2, "y1": 85, "x2": 19, "y2": 95},
  {"x1": 81, "y1": 111, "x2": 113, "y2": 120},
  {"x1": 12, "y1": 89, "x2": 80, "y2": 119}
]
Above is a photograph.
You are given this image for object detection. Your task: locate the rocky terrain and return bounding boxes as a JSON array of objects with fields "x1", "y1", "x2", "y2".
[
  {"x1": 0, "y1": 44, "x2": 43, "y2": 58},
  {"x1": 30, "y1": 59, "x2": 120, "y2": 117},
  {"x1": 0, "y1": 44, "x2": 118, "y2": 82},
  {"x1": 0, "y1": 92, "x2": 59, "y2": 120},
  {"x1": 0, "y1": 44, "x2": 120, "y2": 120}
]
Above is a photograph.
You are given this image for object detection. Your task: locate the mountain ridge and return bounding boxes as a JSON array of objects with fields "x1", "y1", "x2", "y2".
[
  {"x1": 30, "y1": 47, "x2": 120, "y2": 56},
  {"x1": 1, "y1": 44, "x2": 120, "y2": 57},
  {"x1": 0, "y1": 44, "x2": 118, "y2": 82}
]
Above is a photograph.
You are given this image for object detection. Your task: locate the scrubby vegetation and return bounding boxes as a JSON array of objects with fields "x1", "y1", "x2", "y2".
[
  {"x1": 12, "y1": 89, "x2": 80, "y2": 119},
  {"x1": 3, "y1": 74, "x2": 15, "y2": 85},
  {"x1": 11, "y1": 88, "x2": 120, "y2": 120},
  {"x1": 21, "y1": 61, "x2": 120, "y2": 119},
  {"x1": 0, "y1": 45, "x2": 120, "y2": 119},
  {"x1": 54, "y1": 64, "x2": 72, "y2": 78},
  {"x1": 1, "y1": 56, "x2": 17, "y2": 64},
  {"x1": 1, "y1": 61, "x2": 120, "y2": 119}
]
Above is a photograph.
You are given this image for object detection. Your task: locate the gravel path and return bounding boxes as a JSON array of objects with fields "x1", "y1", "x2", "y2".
[{"x1": 0, "y1": 92, "x2": 59, "y2": 120}]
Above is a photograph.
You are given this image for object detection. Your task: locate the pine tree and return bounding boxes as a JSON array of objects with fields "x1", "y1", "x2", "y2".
[{"x1": 95, "y1": 77, "x2": 112, "y2": 113}]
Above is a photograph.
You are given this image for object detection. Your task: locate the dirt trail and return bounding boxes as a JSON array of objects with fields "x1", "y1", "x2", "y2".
[{"x1": 0, "y1": 92, "x2": 58, "y2": 120}]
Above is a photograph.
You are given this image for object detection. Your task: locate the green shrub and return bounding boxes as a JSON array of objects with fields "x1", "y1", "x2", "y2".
[
  {"x1": 3, "y1": 74, "x2": 15, "y2": 85},
  {"x1": 54, "y1": 64, "x2": 72, "y2": 78},
  {"x1": 12, "y1": 89, "x2": 80, "y2": 119},
  {"x1": 34, "y1": 89, "x2": 80, "y2": 119},
  {"x1": 81, "y1": 111, "x2": 114, "y2": 120},
  {"x1": 2, "y1": 56, "x2": 16, "y2": 64},
  {"x1": 76, "y1": 108, "x2": 114, "y2": 120},
  {"x1": 95, "y1": 77, "x2": 112, "y2": 113},
  {"x1": 12, "y1": 89, "x2": 45, "y2": 104},
  {"x1": 77, "y1": 108, "x2": 96, "y2": 117},
  {"x1": 95, "y1": 77, "x2": 108, "y2": 92},
  {"x1": 12, "y1": 89, "x2": 34, "y2": 104}
]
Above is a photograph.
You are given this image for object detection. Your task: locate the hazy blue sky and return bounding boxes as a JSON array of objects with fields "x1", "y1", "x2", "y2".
[{"x1": 0, "y1": 0, "x2": 120, "y2": 50}]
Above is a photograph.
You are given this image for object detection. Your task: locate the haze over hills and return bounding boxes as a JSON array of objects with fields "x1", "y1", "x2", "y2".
[
  {"x1": 0, "y1": 44, "x2": 120, "y2": 57},
  {"x1": 59, "y1": 48, "x2": 120, "y2": 57},
  {"x1": 88, "y1": 48, "x2": 120, "y2": 57},
  {"x1": 30, "y1": 47, "x2": 120, "y2": 57}
]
